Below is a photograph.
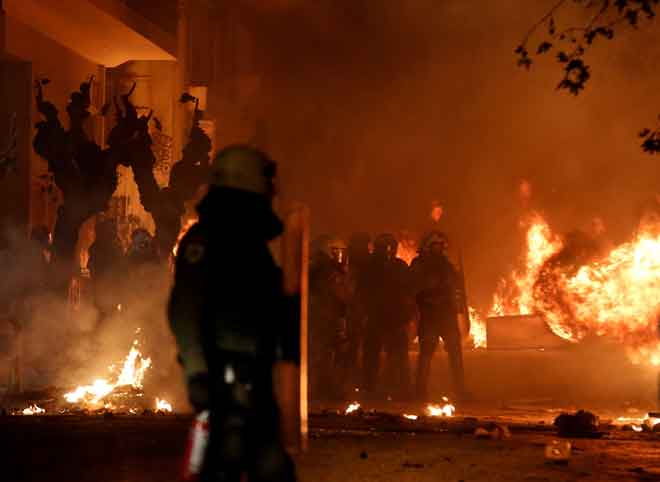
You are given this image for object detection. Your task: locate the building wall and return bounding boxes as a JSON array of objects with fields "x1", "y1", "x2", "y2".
[{"x1": 5, "y1": 15, "x2": 102, "y2": 233}]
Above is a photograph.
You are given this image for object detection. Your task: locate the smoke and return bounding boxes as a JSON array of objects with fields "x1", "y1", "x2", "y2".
[
  {"x1": 0, "y1": 225, "x2": 188, "y2": 409},
  {"x1": 218, "y1": 0, "x2": 660, "y2": 309}
]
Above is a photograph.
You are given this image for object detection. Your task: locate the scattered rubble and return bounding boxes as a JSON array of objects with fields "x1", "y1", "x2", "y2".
[
  {"x1": 554, "y1": 410, "x2": 604, "y2": 438},
  {"x1": 544, "y1": 439, "x2": 571, "y2": 464}
]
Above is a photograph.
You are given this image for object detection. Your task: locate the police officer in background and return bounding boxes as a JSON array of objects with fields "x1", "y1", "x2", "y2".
[
  {"x1": 168, "y1": 145, "x2": 297, "y2": 482},
  {"x1": 308, "y1": 236, "x2": 351, "y2": 400},
  {"x1": 357, "y1": 233, "x2": 413, "y2": 399},
  {"x1": 345, "y1": 232, "x2": 372, "y2": 386},
  {"x1": 411, "y1": 231, "x2": 465, "y2": 401}
]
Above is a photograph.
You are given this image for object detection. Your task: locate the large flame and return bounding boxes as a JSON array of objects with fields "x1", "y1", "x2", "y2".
[
  {"x1": 491, "y1": 213, "x2": 660, "y2": 365},
  {"x1": 490, "y1": 214, "x2": 563, "y2": 317}
]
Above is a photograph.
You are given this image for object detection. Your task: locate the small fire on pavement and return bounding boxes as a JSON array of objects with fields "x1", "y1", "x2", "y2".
[
  {"x1": 156, "y1": 398, "x2": 173, "y2": 413},
  {"x1": 345, "y1": 402, "x2": 361, "y2": 415},
  {"x1": 426, "y1": 397, "x2": 456, "y2": 417},
  {"x1": 61, "y1": 331, "x2": 173, "y2": 414},
  {"x1": 22, "y1": 405, "x2": 45, "y2": 415}
]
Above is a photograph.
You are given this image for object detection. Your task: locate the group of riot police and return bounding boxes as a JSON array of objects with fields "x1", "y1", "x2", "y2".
[{"x1": 309, "y1": 230, "x2": 467, "y2": 403}]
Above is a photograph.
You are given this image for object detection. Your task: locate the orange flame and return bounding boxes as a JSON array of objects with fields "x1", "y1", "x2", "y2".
[
  {"x1": 345, "y1": 402, "x2": 361, "y2": 414},
  {"x1": 64, "y1": 337, "x2": 152, "y2": 407},
  {"x1": 490, "y1": 213, "x2": 563, "y2": 317},
  {"x1": 491, "y1": 213, "x2": 660, "y2": 365},
  {"x1": 469, "y1": 307, "x2": 487, "y2": 348},
  {"x1": 156, "y1": 398, "x2": 173, "y2": 413},
  {"x1": 22, "y1": 405, "x2": 45, "y2": 415},
  {"x1": 426, "y1": 397, "x2": 455, "y2": 417},
  {"x1": 395, "y1": 236, "x2": 418, "y2": 266}
]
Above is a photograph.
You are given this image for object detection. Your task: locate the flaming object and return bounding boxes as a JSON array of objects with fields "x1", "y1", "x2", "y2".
[
  {"x1": 395, "y1": 235, "x2": 418, "y2": 267},
  {"x1": 64, "y1": 338, "x2": 152, "y2": 407},
  {"x1": 469, "y1": 307, "x2": 487, "y2": 348},
  {"x1": 403, "y1": 414, "x2": 418, "y2": 420},
  {"x1": 426, "y1": 397, "x2": 455, "y2": 417},
  {"x1": 156, "y1": 398, "x2": 173, "y2": 413},
  {"x1": 491, "y1": 212, "x2": 660, "y2": 365},
  {"x1": 345, "y1": 402, "x2": 361, "y2": 415},
  {"x1": 22, "y1": 405, "x2": 45, "y2": 415}
]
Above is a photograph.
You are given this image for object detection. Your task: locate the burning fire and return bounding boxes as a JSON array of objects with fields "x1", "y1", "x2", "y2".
[
  {"x1": 490, "y1": 212, "x2": 660, "y2": 365},
  {"x1": 426, "y1": 397, "x2": 455, "y2": 417},
  {"x1": 469, "y1": 307, "x2": 487, "y2": 348},
  {"x1": 172, "y1": 217, "x2": 198, "y2": 257},
  {"x1": 345, "y1": 402, "x2": 361, "y2": 414},
  {"x1": 64, "y1": 337, "x2": 152, "y2": 407},
  {"x1": 156, "y1": 398, "x2": 173, "y2": 413},
  {"x1": 22, "y1": 405, "x2": 45, "y2": 415},
  {"x1": 395, "y1": 234, "x2": 418, "y2": 266},
  {"x1": 490, "y1": 213, "x2": 562, "y2": 318},
  {"x1": 403, "y1": 414, "x2": 418, "y2": 420}
]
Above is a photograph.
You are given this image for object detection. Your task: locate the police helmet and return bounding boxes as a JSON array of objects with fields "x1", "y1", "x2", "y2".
[
  {"x1": 373, "y1": 233, "x2": 398, "y2": 259},
  {"x1": 210, "y1": 144, "x2": 276, "y2": 199},
  {"x1": 323, "y1": 237, "x2": 348, "y2": 266},
  {"x1": 420, "y1": 230, "x2": 448, "y2": 254}
]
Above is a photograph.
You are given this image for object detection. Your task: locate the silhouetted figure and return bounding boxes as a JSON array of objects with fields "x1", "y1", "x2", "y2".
[
  {"x1": 130, "y1": 93, "x2": 211, "y2": 257},
  {"x1": 357, "y1": 233, "x2": 413, "y2": 400},
  {"x1": 345, "y1": 232, "x2": 371, "y2": 386},
  {"x1": 411, "y1": 231, "x2": 465, "y2": 401},
  {"x1": 33, "y1": 79, "x2": 150, "y2": 292},
  {"x1": 169, "y1": 145, "x2": 297, "y2": 482},
  {"x1": 88, "y1": 217, "x2": 124, "y2": 324},
  {"x1": 308, "y1": 236, "x2": 350, "y2": 401}
]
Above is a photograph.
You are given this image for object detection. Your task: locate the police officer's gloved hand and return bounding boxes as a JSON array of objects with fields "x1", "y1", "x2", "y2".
[{"x1": 187, "y1": 372, "x2": 210, "y2": 412}]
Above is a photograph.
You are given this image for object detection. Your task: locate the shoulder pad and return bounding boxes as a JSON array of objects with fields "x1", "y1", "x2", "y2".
[{"x1": 177, "y1": 223, "x2": 207, "y2": 265}]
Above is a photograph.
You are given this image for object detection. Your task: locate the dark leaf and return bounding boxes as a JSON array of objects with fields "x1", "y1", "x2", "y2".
[
  {"x1": 517, "y1": 57, "x2": 533, "y2": 69},
  {"x1": 615, "y1": 0, "x2": 628, "y2": 12},
  {"x1": 625, "y1": 9, "x2": 639, "y2": 26},
  {"x1": 557, "y1": 51, "x2": 569, "y2": 63},
  {"x1": 537, "y1": 41, "x2": 553, "y2": 54},
  {"x1": 642, "y1": 137, "x2": 660, "y2": 153},
  {"x1": 585, "y1": 30, "x2": 597, "y2": 44},
  {"x1": 639, "y1": 128, "x2": 652, "y2": 138},
  {"x1": 549, "y1": 17, "x2": 556, "y2": 35}
]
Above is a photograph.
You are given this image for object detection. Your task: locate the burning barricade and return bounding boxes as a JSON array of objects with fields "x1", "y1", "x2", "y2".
[{"x1": 481, "y1": 212, "x2": 660, "y2": 365}]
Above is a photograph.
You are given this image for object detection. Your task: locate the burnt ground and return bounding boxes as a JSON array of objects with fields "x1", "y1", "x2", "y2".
[{"x1": 1, "y1": 411, "x2": 659, "y2": 482}]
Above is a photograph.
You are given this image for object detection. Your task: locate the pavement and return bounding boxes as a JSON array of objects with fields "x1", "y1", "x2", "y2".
[{"x1": 2, "y1": 405, "x2": 660, "y2": 482}]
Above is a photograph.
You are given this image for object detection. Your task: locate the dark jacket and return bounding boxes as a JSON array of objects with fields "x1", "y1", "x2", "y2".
[
  {"x1": 168, "y1": 188, "x2": 291, "y2": 381},
  {"x1": 410, "y1": 253, "x2": 459, "y2": 315},
  {"x1": 357, "y1": 255, "x2": 412, "y2": 326}
]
